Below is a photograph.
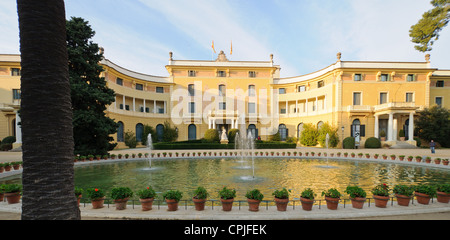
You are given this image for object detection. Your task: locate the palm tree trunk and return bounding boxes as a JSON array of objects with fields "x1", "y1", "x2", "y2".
[{"x1": 17, "y1": 0, "x2": 80, "y2": 219}]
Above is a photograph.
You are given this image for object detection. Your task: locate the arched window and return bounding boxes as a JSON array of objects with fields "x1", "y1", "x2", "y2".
[
  {"x1": 351, "y1": 119, "x2": 365, "y2": 141},
  {"x1": 117, "y1": 121, "x2": 124, "y2": 142},
  {"x1": 317, "y1": 121, "x2": 324, "y2": 130},
  {"x1": 247, "y1": 124, "x2": 257, "y2": 139},
  {"x1": 156, "y1": 124, "x2": 164, "y2": 142},
  {"x1": 218, "y1": 84, "x2": 226, "y2": 96},
  {"x1": 136, "y1": 123, "x2": 144, "y2": 142},
  {"x1": 188, "y1": 124, "x2": 197, "y2": 140},
  {"x1": 279, "y1": 124, "x2": 287, "y2": 141},
  {"x1": 297, "y1": 123, "x2": 304, "y2": 139}
]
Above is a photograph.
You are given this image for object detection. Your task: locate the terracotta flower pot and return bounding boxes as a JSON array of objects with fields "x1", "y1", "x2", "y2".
[
  {"x1": 274, "y1": 197, "x2": 289, "y2": 211},
  {"x1": 373, "y1": 195, "x2": 389, "y2": 208},
  {"x1": 76, "y1": 195, "x2": 82, "y2": 207},
  {"x1": 5, "y1": 192, "x2": 21, "y2": 204},
  {"x1": 325, "y1": 197, "x2": 340, "y2": 210},
  {"x1": 220, "y1": 198, "x2": 234, "y2": 211},
  {"x1": 91, "y1": 197, "x2": 105, "y2": 209},
  {"x1": 414, "y1": 192, "x2": 431, "y2": 205},
  {"x1": 114, "y1": 198, "x2": 129, "y2": 210},
  {"x1": 166, "y1": 199, "x2": 179, "y2": 211},
  {"x1": 140, "y1": 198, "x2": 154, "y2": 211},
  {"x1": 300, "y1": 197, "x2": 314, "y2": 211},
  {"x1": 395, "y1": 194, "x2": 411, "y2": 206},
  {"x1": 193, "y1": 197, "x2": 206, "y2": 211},
  {"x1": 350, "y1": 197, "x2": 366, "y2": 209},
  {"x1": 436, "y1": 191, "x2": 450, "y2": 203},
  {"x1": 247, "y1": 199, "x2": 261, "y2": 212}
]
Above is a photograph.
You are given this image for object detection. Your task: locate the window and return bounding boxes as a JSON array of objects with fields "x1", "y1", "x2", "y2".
[
  {"x1": 219, "y1": 84, "x2": 226, "y2": 96},
  {"x1": 280, "y1": 108, "x2": 286, "y2": 114},
  {"x1": 11, "y1": 68, "x2": 21, "y2": 76},
  {"x1": 317, "y1": 80, "x2": 324, "y2": 88},
  {"x1": 189, "y1": 102, "x2": 195, "y2": 113},
  {"x1": 158, "y1": 107, "x2": 164, "y2": 114},
  {"x1": 380, "y1": 74, "x2": 389, "y2": 82},
  {"x1": 436, "y1": 81, "x2": 444, "y2": 87},
  {"x1": 248, "y1": 85, "x2": 256, "y2": 96},
  {"x1": 278, "y1": 124, "x2": 287, "y2": 141},
  {"x1": 188, "y1": 84, "x2": 195, "y2": 96},
  {"x1": 217, "y1": 70, "x2": 226, "y2": 77},
  {"x1": 119, "y1": 104, "x2": 124, "y2": 110},
  {"x1": 156, "y1": 124, "x2": 164, "y2": 142},
  {"x1": 136, "y1": 123, "x2": 144, "y2": 142},
  {"x1": 407, "y1": 74, "x2": 415, "y2": 82},
  {"x1": 380, "y1": 92, "x2": 387, "y2": 104},
  {"x1": 435, "y1": 97, "x2": 443, "y2": 107},
  {"x1": 136, "y1": 83, "x2": 143, "y2": 91},
  {"x1": 188, "y1": 124, "x2": 197, "y2": 140},
  {"x1": 279, "y1": 88, "x2": 286, "y2": 94},
  {"x1": 219, "y1": 102, "x2": 226, "y2": 110},
  {"x1": 117, "y1": 122, "x2": 124, "y2": 142},
  {"x1": 351, "y1": 119, "x2": 366, "y2": 140},
  {"x1": 125, "y1": 105, "x2": 130, "y2": 111},
  {"x1": 298, "y1": 85, "x2": 306, "y2": 92},
  {"x1": 145, "y1": 107, "x2": 150, "y2": 113},
  {"x1": 188, "y1": 70, "x2": 196, "y2": 77},
  {"x1": 248, "y1": 71, "x2": 256, "y2": 78},
  {"x1": 353, "y1": 92, "x2": 361, "y2": 105},
  {"x1": 12, "y1": 89, "x2": 21, "y2": 100},
  {"x1": 248, "y1": 102, "x2": 256, "y2": 113},
  {"x1": 354, "y1": 74, "x2": 362, "y2": 81},
  {"x1": 156, "y1": 87, "x2": 164, "y2": 93},
  {"x1": 247, "y1": 124, "x2": 257, "y2": 139},
  {"x1": 116, "y1": 77, "x2": 123, "y2": 86},
  {"x1": 406, "y1": 93, "x2": 414, "y2": 103}
]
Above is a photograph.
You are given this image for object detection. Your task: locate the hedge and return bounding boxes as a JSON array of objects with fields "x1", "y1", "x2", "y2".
[
  {"x1": 153, "y1": 141, "x2": 296, "y2": 150},
  {"x1": 343, "y1": 137, "x2": 355, "y2": 149}
]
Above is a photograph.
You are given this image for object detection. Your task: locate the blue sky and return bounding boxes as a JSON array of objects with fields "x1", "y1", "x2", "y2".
[{"x1": 1, "y1": 0, "x2": 449, "y2": 77}]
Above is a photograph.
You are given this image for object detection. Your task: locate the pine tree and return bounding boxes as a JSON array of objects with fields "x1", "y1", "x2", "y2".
[{"x1": 67, "y1": 17, "x2": 117, "y2": 155}]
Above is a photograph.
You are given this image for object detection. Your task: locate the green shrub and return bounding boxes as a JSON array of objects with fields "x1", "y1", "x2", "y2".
[
  {"x1": 163, "y1": 190, "x2": 183, "y2": 202},
  {"x1": 300, "y1": 188, "x2": 316, "y2": 200},
  {"x1": 399, "y1": 129, "x2": 405, "y2": 137},
  {"x1": 227, "y1": 129, "x2": 240, "y2": 143},
  {"x1": 268, "y1": 131, "x2": 281, "y2": 141},
  {"x1": 345, "y1": 186, "x2": 366, "y2": 198},
  {"x1": 414, "y1": 184, "x2": 436, "y2": 197},
  {"x1": 218, "y1": 187, "x2": 236, "y2": 200},
  {"x1": 300, "y1": 123, "x2": 318, "y2": 146},
  {"x1": 414, "y1": 137, "x2": 421, "y2": 147},
  {"x1": 321, "y1": 188, "x2": 342, "y2": 198},
  {"x1": 393, "y1": 185, "x2": 414, "y2": 197},
  {"x1": 272, "y1": 188, "x2": 290, "y2": 199},
  {"x1": 124, "y1": 131, "x2": 137, "y2": 148},
  {"x1": 110, "y1": 187, "x2": 133, "y2": 200},
  {"x1": 245, "y1": 189, "x2": 264, "y2": 201},
  {"x1": 1, "y1": 136, "x2": 16, "y2": 144},
  {"x1": 86, "y1": 188, "x2": 105, "y2": 200},
  {"x1": 193, "y1": 186, "x2": 209, "y2": 199},
  {"x1": 317, "y1": 122, "x2": 339, "y2": 148},
  {"x1": 204, "y1": 129, "x2": 219, "y2": 142},
  {"x1": 137, "y1": 186, "x2": 157, "y2": 199},
  {"x1": 364, "y1": 137, "x2": 381, "y2": 148},
  {"x1": 343, "y1": 137, "x2": 355, "y2": 149},
  {"x1": 162, "y1": 121, "x2": 178, "y2": 142}
]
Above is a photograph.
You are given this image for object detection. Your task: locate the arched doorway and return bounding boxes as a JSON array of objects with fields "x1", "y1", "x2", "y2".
[
  {"x1": 156, "y1": 124, "x2": 164, "y2": 142},
  {"x1": 351, "y1": 119, "x2": 361, "y2": 143},
  {"x1": 279, "y1": 124, "x2": 287, "y2": 141},
  {"x1": 188, "y1": 124, "x2": 197, "y2": 140},
  {"x1": 247, "y1": 124, "x2": 257, "y2": 139},
  {"x1": 117, "y1": 121, "x2": 124, "y2": 142},
  {"x1": 136, "y1": 123, "x2": 144, "y2": 142},
  {"x1": 297, "y1": 123, "x2": 303, "y2": 139}
]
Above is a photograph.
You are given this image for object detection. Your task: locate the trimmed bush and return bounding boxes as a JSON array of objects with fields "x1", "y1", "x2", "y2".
[
  {"x1": 227, "y1": 129, "x2": 240, "y2": 143},
  {"x1": 343, "y1": 137, "x2": 355, "y2": 149},
  {"x1": 317, "y1": 122, "x2": 339, "y2": 148},
  {"x1": 204, "y1": 129, "x2": 219, "y2": 142},
  {"x1": 300, "y1": 123, "x2": 318, "y2": 146},
  {"x1": 364, "y1": 137, "x2": 381, "y2": 148}
]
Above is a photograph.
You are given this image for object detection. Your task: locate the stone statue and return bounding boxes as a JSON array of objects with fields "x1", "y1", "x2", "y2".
[{"x1": 220, "y1": 127, "x2": 229, "y2": 144}]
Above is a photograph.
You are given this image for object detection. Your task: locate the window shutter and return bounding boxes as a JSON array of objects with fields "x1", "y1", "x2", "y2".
[{"x1": 360, "y1": 125, "x2": 365, "y2": 137}]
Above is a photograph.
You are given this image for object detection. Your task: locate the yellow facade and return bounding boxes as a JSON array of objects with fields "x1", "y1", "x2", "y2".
[{"x1": 1, "y1": 52, "x2": 449, "y2": 148}]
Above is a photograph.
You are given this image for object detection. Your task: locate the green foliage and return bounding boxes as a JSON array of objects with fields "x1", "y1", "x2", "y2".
[
  {"x1": 300, "y1": 188, "x2": 316, "y2": 200},
  {"x1": 379, "y1": 130, "x2": 386, "y2": 137},
  {"x1": 371, "y1": 184, "x2": 390, "y2": 197},
  {"x1": 124, "y1": 131, "x2": 137, "y2": 148},
  {"x1": 269, "y1": 131, "x2": 281, "y2": 141},
  {"x1": 204, "y1": 129, "x2": 219, "y2": 142},
  {"x1": 343, "y1": 137, "x2": 355, "y2": 149},
  {"x1": 193, "y1": 186, "x2": 208, "y2": 199},
  {"x1": 272, "y1": 188, "x2": 290, "y2": 199},
  {"x1": 414, "y1": 184, "x2": 437, "y2": 197},
  {"x1": 218, "y1": 187, "x2": 236, "y2": 200},
  {"x1": 162, "y1": 121, "x2": 178, "y2": 142},
  {"x1": 245, "y1": 189, "x2": 264, "y2": 201},
  {"x1": 110, "y1": 187, "x2": 133, "y2": 200},
  {"x1": 345, "y1": 186, "x2": 367, "y2": 198},
  {"x1": 415, "y1": 106, "x2": 450, "y2": 147},
  {"x1": 163, "y1": 190, "x2": 183, "y2": 202},
  {"x1": 436, "y1": 184, "x2": 450, "y2": 194},
  {"x1": 142, "y1": 125, "x2": 156, "y2": 146},
  {"x1": 321, "y1": 188, "x2": 342, "y2": 198},
  {"x1": 317, "y1": 122, "x2": 339, "y2": 147},
  {"x1": 227, "y1": 129, "x2": 239, "y2": 143},
  {"x1": 393, "y1": 185, "x2": 414, "y2": 197},
  {"x1": 409, "y1": 0, "x2": 450, "y2": 52},
  {"x1": 86, "y1": 188, "x2": 105, "y2": 200},
  {"x1": 398, "y1": 129, "x2": 405, "y2": 137},
  {"x1": 74, "y1": 187, "x2": 83, "y2": 197},
  {"x1": 364, "y1": 137, "x2": 381, "y2": 148},
  {"x1": 3, "y1": 184, "x2": 22, "y2": 193},
  {"x1": 137, "y1": 186, "x2": 157, "y2": 199},
  {"x1": 299, "y1": 123, "x2": 318, "y2": 146},
  {"x1": 1, "y1": 136, "x2": 16, "y2": 144},
  {"x1": 67, "y1": 17, "x2": 117, "y2": 156}
]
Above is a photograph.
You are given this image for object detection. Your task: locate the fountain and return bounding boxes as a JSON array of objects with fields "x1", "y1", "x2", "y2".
[
  {"x1": 232, "y1": 129, "x2": 259, "y2": 181},
  {"x1": 147, "y1": 133, "x2": 153, "y2": 168},
  {"x1": 317, "y1": 133, "x2": 337, "y2": 169}
]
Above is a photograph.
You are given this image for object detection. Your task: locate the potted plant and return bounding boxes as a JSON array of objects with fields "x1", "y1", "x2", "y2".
[
  {"x1": 245, "y1": 189, "x2": 264, "y2": 212},
  {"x1": 382, "y1": 154, "x2": 387, "y2": 160},
  {"x1": 407, "y1": 156, "x2": 413, "y2": 162},
  {"x1": 4, "y1": 184, "x2": 22, "y2": 204},
  {"x1": 414, "y1": 184, "x2": 436, "y2": 205},
  {"x1": 110, "y1": 187, "x2": 133, "y2": 210},
  {"x1": 443, "y1": 159, "x2": 449, "y2": 166},
  {"x1": 118, "y1": 154, "x2": 123, "y2": 159},
  {"x1": 192, "y1": 186, "x2": 208, "y2": 211},
  {"x1": 311, "y1": 152, "x2": 315, "y2": 156},
  {"x1": 425, "y1": 156, "x2": 431, "y2": 163},
  {"x1": 345, "y1": 185, "x2": 366, "y2": 209},
  {"x1": 138, "y1": 153, "x2": 143, "y2": 158},
  {"x1": 336, "y1": 152, "x2": 341, "y2": 157},
  {"x1": 218, "y1": 187, "x2": 236, "y2": 211},
  {"x1": 86, "y1": 188, "x2": 106, "y2": 209},
  {"x1": 436, "y1": 184, "x2": 450, "y2": 203},
  {"x1": 390, "y1": 154, "x2": 396, "y2": 160},
  {"x1": 0, "y1": 163, "x2": 4, "y2": 173},
  {"x1": 137, "y1": 186, "x2": 157, "y2": 211},
  {"x1": 125, "y1": 153, "x2": 129, "y2": 159},
  {"x1": 393, "y1": 184, "x2": 414, "y2": 206},
  {"x1": 102, "y1": 154, "x2": 108, "y2": 160},
  {"x1": 74, "y1": 187, "x2": 83, "y2": 207},
  {"x1": 415, "y1": 156, "x2": 422, "y2": 162},
  {"x1": 88, "y1": 154, "x2": 94, "y2": 161},
  {"x1": 374, "y1": 154, "x2": 379, "y2": 159},
  {"x1": 371, "y1": 184, "x2": 390, "y2": 208},
  {"x1": 95, "y1": 154, "x2": 101, "y2": 160},
  {"x1": 399, "y1": 129, "x2": 405, "y2": 141},
  {"x1": 163, "y1": 190, "x2": 183, "y2": 211},
  {"x1": 272, "y1": 188, "x2": 290, "y2": 211},
  {"x1": 3, "y1": 162, "x2": 11, "y2": 171},
  {"x1": 12, "y1": 162, "x2": 21, "y2": 170},
  {"x1": 351, "y1": 153, "x2": 356, "y2": 158},
  {"x1": 380, "y1": 130, "x2": 386, "y2": 141},
  {"x1": 399, "y1": 155, "x2": 405, "y2": 161},
  {"x1": 321, "y1": 188, "x2": 341, "y2": 210},
  {"x1": 80, "y1": 156, "x2": 86, "y2": 161},
  {"x1": 357, "y1": 152, "x2": 363, "y2": 158},
  {"x1": 343, "y1": 152, "x2": 348, "y2": 157},
  {"x1": 300, "y1": 188, "x2": 316, "y2": 211},
  {"x1": 434, "y1": 157, "x2": 441, "y2": 164},
  {"x1": 365, "y1": 153, "x2": 370, "y2": 159}
]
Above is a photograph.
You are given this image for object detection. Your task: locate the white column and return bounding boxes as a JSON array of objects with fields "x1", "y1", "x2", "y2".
[
  {"x1": 306, "y1": 99, "x2": 309, "y2": 115},
  {"x1": 393, "y1": 117, "x2": 398, "y2": 141},
  {"x1": 153, "y1": 100, "x2": 156, "y2": 113},
  {"x1": 235, "y1": 119, "x2": 238, "y2": 129},
  {"x1": 143, "y1": 99, "x2": 146, "y2": 113},
  {"x1": 132, "y1": 97, "x2": 136, "y2": 111},
  {"x1": 374, "y1": 115, "x2": 379, "y2": 138},
  {"x1": 285, "y1": 101, "x2": 288, "y2": 114},
  {"x1": 122, "y1": 95, "x2": 125, "y2": 109},
  {"x1": 164, "y1": 101, "x2": 167, "y2": 114},
  {"x1": 408, "y1": 112, "x2": 414, "y2": 141},
  {"x1": 212, "y1": 119, "x2": 216, "y2": 129},
  {"x1": 208, "y1": 118, "x2": 212, "y2": 129},
  {"x1": 387, "y1": 113, "x2": 393, "y2": 141},
  {"x1": 14, "y1": 111, "x2": 22, "y2": 144}
]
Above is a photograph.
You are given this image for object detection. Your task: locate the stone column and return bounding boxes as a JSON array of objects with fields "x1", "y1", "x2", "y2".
[
  {"x1": 408, "y1": 112, "x2": 414, "y2": 141},
  {"x1": 14, "y1": 111, "x2": 22, "y2": 144},
  {"x1": 387, "y1": 113, "x2": 393, "y2": 141},
  {"x1": 374, "y1": 115, "x2": 379, "y2": 138}
]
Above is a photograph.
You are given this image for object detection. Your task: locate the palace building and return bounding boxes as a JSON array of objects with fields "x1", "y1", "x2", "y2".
[{"x1": 1, "y1": 51, "x2": 449, "y2": 149}]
